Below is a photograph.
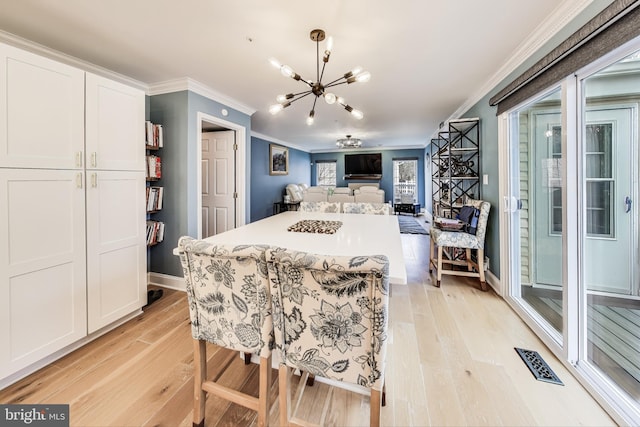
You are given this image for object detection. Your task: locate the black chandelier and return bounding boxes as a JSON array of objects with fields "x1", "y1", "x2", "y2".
[{"x1": 269, "y1": 29, "x2": 370, "y2": 125}]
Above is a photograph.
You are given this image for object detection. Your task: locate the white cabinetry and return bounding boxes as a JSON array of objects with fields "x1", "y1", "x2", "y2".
[
  {"x1": 0, "y1": 43, "x2": 85, "y2": 169},
  {"x1": 85, "y1": 73, "x2": 146, "y2": 333},
  {"x1": 0, "y1": 43, "x2": 146, "y2": 384},
  {"x1": 85, "y1": 73, "x2": 145, "y2": 172},
  {"x1": 86, "y1": 170, "x2": 146, "y2": 333},
  {"x1": 0, "y1": 169, "x2": 87, "y2": 379}
]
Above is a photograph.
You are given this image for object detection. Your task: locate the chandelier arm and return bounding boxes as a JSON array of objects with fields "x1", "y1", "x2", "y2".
[
  {"x1": 324, "y1": 80, "x2": 349, "y2": 89},
  {"x1": 291, "y1": 89, "x2": 314, "y2": 97},
  {"x1": 319, "y1": 60, "x2": 328, "y2": 86},
  {"x1": 288, "y1": 91, "x2": 314, "y2": 104}
]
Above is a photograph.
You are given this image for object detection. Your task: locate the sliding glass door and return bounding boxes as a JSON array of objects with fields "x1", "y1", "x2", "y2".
[
  {"x1": 580, "y1": 50, "x2": 640, "y2": 406},
  {"x1": 507, "y1": 87, "x2": 564, "y2": 342},
  {"x1": 503, "y1": 44, "x2": 640, "y2": 424}
]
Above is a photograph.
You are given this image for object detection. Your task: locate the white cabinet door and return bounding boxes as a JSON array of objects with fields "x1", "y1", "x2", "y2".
[
  {"x1": 85, "y1": 73, "x2": 145, "y2": 172},
  {"x1": 0, "y1": 43, "x2": 85, "y2": 169},
  {"x1": 86, "y1": 170, "x2": 146, "y2": 333},
  {"x1": 0, "y1": 169, "x2": 87, "y2": 378}
]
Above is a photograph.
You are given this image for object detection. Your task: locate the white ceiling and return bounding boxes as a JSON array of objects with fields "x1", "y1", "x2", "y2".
[{"x1": 0, "y1": 0, "x2": 593, "y2": 151}]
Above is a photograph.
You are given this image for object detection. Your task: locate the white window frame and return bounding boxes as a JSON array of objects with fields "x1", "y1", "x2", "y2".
[{"x1": 316, "y1": 161, "x2": 337, "y2": 188}]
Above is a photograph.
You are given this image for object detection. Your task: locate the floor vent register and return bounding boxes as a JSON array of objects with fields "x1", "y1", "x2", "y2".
[{"x1": 514, "y1": 347, "x2": 564, "y2": 385}]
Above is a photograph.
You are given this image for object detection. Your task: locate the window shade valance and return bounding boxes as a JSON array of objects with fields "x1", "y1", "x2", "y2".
[{"x1": 489, "y1": 0, "x2": 640, "y2": 115}]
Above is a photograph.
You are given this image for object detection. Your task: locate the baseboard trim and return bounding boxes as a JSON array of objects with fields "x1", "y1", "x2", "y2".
[
  {"x1": 148, "y1": 272, "x2": 185, "y2": 292},
  {"x1": 486, "y1": 269, "x2": 502, "y2": 296}
]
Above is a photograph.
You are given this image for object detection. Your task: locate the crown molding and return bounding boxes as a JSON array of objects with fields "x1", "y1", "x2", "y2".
[
  {"x1": 148, "y1": 77, "x2": 256, "y2": 116},
  {"x1": 310, "y1": 143, "x2": 427, "y2": 154},
  {"x1": 439, "y1": 0, "x2": 595, "y2": 138},
  {"x1": 0, "y1": 29, "x2": 148, "y2": 91},
  {"x1": 251, "y1": 131, "x2": 309, "y2": 152},
  {"x1": 250, "y1": 131, "x2": 427, "y2": 153}
]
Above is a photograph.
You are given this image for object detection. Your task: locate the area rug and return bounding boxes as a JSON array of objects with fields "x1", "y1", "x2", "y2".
[{"x1": 397, "y1": 215, "x2": 428, "y2": 235}]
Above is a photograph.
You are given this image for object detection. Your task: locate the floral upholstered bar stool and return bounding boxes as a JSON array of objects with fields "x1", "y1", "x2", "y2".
[
  {"x1": 178, "y1": 237, "x2": 274, "y2": 427},
  {"x1": 266, "y1": 247, "x2": 390, "y2": 427},
  {"x1": 429, "y1": 199, "x2": 491, "y2": 291}
]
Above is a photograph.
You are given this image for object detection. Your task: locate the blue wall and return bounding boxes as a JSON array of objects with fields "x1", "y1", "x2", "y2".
[
  {"x1": 148, "y1": 90, "x2": 252, "y2": 277},
  {"x1": 310, "y1": 149, "x2": 426, "y2": 207},
  {"x1": 250, "y1": 137, "x2": 311, "y2": 221}
]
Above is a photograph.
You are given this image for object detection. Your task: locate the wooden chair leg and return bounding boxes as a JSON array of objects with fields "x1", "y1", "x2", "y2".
[
  {"x1": 257, "y1": 355, "x2": 271, "y2": 427},
  {"x1": 478, "y1": 249, "x2": 488, "y2": 291},
  {"x1": 436, "y1": 246, "x2": 443, "y2": 287},
  {"x1": 243, "y1": 352, "x2": 252, "y2": 365},
  {"x1": 429, "y1": 237, "x2": 435, "y2": 273},
  {"x1": 370, "y1": 388, "x2": 382, "y2": 427},
  {"x1": 381, "y1": 381, "x2": 386, "y2": 407},
  {"x1": 193, "y1": 339, "x2": 206, "y2": 427},
  {"x1": 306, "y1": 373, "x2": 315, "y2": 386},
  {"x1": 466, "y1": 248, "x2": 473, "y2": 271},
  {"x1": 279, "y1": 365, "x2": 290, "y2": 427}
]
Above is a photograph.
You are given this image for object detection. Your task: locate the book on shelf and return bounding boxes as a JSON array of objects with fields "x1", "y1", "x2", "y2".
[
  {"x1": 146, "y1": 155, "x2": 162, "y2": 179},
  {"x1": 146, "y1": 220, "x2": 165, "y2": 245},
  {"x1": 146, "y1": 186, "x2": 164, "y2": 212},
  {"x1": 145, "y1": 121, "x2": 164, "y2": 148}
]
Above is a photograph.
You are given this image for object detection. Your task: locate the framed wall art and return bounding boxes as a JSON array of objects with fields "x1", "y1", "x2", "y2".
[{"x1": 269, "y1": 144, "x2": 289, "y2": 175}]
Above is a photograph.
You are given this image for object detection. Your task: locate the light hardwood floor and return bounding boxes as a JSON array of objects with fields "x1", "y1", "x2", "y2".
[{"x1": 0, "y1": 232, "x2": 616, "y2": 426}]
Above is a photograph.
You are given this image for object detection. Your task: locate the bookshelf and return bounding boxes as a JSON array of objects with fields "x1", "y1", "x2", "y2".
[
  {"x1": 145, "y1": 121, "x2": 165, "y2": 246},
  {"x1": 431, "y1": 118, "x2": 480, "y2": 219}
]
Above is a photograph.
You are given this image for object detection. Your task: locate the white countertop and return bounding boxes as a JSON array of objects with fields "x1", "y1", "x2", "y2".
[{"x1": 175, "y1": 211, "x2": 407, "y2": 285}]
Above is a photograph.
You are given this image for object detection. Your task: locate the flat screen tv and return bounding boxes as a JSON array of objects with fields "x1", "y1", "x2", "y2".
[{"x1": 344, "y1": 153, "x2": 382, "y2": 179}]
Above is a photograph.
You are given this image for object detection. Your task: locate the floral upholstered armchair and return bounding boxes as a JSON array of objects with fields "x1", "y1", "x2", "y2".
[
  {"x1": 178, "y1": 236, "x2": 273, "y2": 427},
  {"x1": 299, "y1": 201, "x2": 340, "y2": 213},
  {"x1": 429, "y1": 199, "x2": 491, "y2": 291},
  {"x1": 342, "y1": 202, "x2": 391, "y2": 215},
  {"x1": 266, "y1": 247, "x2": 389, "y2": 426}
]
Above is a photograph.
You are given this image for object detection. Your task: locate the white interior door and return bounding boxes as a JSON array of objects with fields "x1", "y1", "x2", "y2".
[
  {"x1": 583, "y1": 106, "x2": 635, "y2": 294},
  {"x1": 201, "y1": 131, "x2": 236, "y2": 238}
]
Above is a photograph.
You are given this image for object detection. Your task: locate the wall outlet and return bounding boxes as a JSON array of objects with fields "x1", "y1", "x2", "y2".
[{"x1": 483, "y1": 174, "x2": 489, "y2": 185}]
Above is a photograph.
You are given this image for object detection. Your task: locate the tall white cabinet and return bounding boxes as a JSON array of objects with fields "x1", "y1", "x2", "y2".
[{"x1": 0, "y1": 43, "x2": 146, "y2": 383}]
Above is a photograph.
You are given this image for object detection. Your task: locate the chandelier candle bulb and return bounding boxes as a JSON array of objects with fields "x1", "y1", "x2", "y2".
[
  {"x1": 324, "y1": 93, "x2": 336, "y2": 104},
  {"x1": 280, "y1": 65, "x2": 293, "y2": 77},
  {"x1": 269, "y1": 58, "x2": 281, "y2": 69},
  {"x1": 356, "y1": 71, "x2": 371, "y2": 83}
]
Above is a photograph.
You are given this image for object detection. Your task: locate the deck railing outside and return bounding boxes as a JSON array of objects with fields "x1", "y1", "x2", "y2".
[{"x1": 394, "y1": 182, "x2": 417, "y2": 203}]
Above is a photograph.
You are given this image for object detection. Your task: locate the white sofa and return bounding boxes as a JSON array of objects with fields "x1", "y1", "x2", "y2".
[
  {"x1": 285, "y1": 183, "x2": 305, "y2": 203},
  {"x1": 354, "y1": 186, "x2": 385, "y2": 203},
  {"x1": 328, "y1": 193, "x2": 355, "y2": 204},
  {"x1": 302, "y1": 186, "x2": 328, "y2": 202}
]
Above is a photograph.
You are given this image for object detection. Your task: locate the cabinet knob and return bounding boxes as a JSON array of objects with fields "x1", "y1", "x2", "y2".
[
  {"x1": 76, "y1": 173, "x2": 83, "y2": 189},
  {"x1": 91, "y1": 152, "x2": 97, "y2": 168},
  {"x1": 91, "y1": 173, "x2": 97, "y2": 188},
  {"x1": 76, "y1": 151, "x2": 83, "y2": 168}
]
